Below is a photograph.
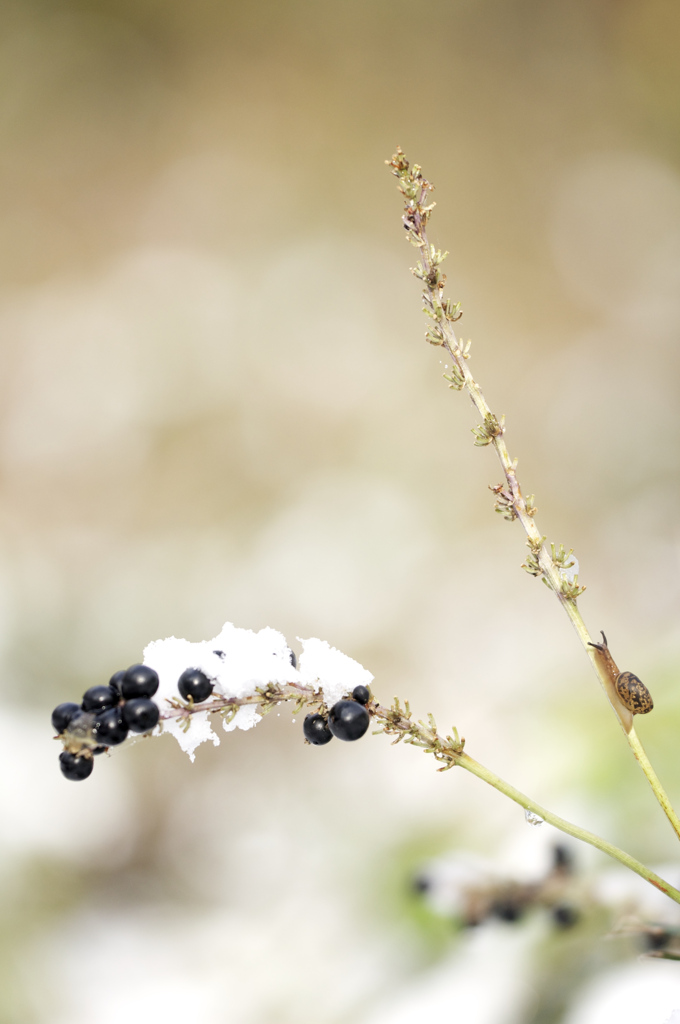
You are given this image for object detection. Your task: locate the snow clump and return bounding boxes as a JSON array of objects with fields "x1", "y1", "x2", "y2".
[
  {"x1": 142, "y1": 623, "x2": 372, "y2": 761},
  {"x1": 297, "y1": 637, "x2": 374, "y2": 708}
]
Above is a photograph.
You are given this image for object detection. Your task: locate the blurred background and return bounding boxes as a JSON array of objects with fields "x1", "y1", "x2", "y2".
[{"x1": 2, "y1": 0, "x2": 680, "y2": 1020}]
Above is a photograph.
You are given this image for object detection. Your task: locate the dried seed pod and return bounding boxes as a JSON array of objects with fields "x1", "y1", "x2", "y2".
[{"x1": 615, "y1": 671, "x2": 654, "y2": 715}]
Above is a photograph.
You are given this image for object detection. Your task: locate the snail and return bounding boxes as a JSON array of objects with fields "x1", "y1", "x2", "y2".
[
  {"x1": 588, "y1": 632, "x2": 654, "y2": 715},
  {"x1": 615, "y1": 671, "x2": 654, "y2": 715}
]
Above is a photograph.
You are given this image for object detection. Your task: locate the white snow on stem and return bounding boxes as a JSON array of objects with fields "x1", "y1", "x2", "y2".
[
  {"x1": 142, "y1": 623, "x2": 372, "y2": 759},
  {"x1": 210, "y1": 622, "x2": 299, "y2": 698},
  {"x1": 222, "y1": 704, "x2": 262, "y2": 733},
  {"x1": 143, "y1": 623, "x2": 298, "y2": 707},
  {"x1": 298, "y1": 637, "x2": 373, "y2": 708},
  {"x1": 143, "y1": 622, "x2": 298, "y2": 757},
  {"x1": 161, "y1": 711, "x2": 221, "y2": 762}
]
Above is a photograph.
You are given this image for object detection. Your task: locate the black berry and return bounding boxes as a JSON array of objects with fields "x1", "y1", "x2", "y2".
[
  {"x1": 288, "y1": 648, "x2": 297, "y2": 668},
  {"x1": 51, "y1": 702, "x2": 81, "y2": 734},
  {"x1": 59, "y1": 751, "x2": 94, "y2": 781},
  {"x1": 303, "y1": 713, "x2": 333, "y2": 745},
  {"x1": 123, "y1": 698, "x2": 160, "y2": 733},
  {"x1": 82, "y1": 685, "x2": 119, "y2": 712},
  {"x1": 328, "y1": 700, "x2": 370, "y2": 742},
  {"x1": 352, "y1": 684, "x2": 370, "y2": 705},
  {"x1": 108, "y1": 670, "x2": 126, "y2": 696},
  {"x1": 177, "y1": 668, "x2": 213, "y2": 703},
  {"x1": 94, "y1": 708, "x2": 129, "y2": 746},
  {"x1": 121, "y1": 664, "x2": 159, "y2": 700}
]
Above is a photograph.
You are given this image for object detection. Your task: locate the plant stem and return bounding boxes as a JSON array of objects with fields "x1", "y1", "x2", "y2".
[
  {"x1": 373, "y1": 695, "x2": 680, "y2": 903},
  {"x1": 457, "y1": 752, "x2": 680, "y2": 904},
  {"x1": 567, "y1": 602, "x2": 680, "y2": 840},
  {"x1": 627, "y1": 726, "x2": 680, "y2": 838},
  {"x1": 386, "y1": 148, "x2": 680, "y2": 843}
]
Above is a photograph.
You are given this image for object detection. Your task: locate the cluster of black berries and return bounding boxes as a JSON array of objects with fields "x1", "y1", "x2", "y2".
[
  {"x1": 51, "y1": 665, "x2": 161, "y2": 781},
  {"x1": 303, "y1": 684, "x2": 371, "y2": 745},
  {"x1": 413, "y1": 843, "x2": 581, "y2": 932}
]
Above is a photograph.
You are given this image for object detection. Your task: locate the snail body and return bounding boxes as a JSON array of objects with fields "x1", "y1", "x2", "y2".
[{"x1": 588, "y1": 631, "x2": 653, "y2": 716}]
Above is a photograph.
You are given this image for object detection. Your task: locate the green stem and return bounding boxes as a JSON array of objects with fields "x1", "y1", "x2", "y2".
[
  {"x1": 562, "y1": 599, "x2": 680, "y2": 842},
  {"x1": 458, "y1": 752, "x2": 680, "y2": 904},
  {"x1": 627, "y1": 726, "x2": 680, "y2": 840}
]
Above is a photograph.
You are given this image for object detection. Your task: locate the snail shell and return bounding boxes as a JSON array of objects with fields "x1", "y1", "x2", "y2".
[{"x1": 615, "y1": 671, "x2": 654, "y2": 715}]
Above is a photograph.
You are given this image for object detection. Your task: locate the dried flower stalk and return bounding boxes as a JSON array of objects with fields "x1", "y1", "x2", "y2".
[{"x1": 386, "y1": 147, "x2": 680, "y2": 843}]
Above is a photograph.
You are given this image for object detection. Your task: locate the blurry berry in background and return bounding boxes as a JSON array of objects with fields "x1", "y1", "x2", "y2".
[
  {"x1": 94, "y1": 708, "x2": 129, "y2": 746},
  {"x1": 108, "y1": 670, "x2": 126, "y2": 696},
  {"x1": 121, "y1": 664, "x2": 159, "y2": 700},
  {"x1": 644, "y1": 926, "x2": 670, "y2": 951},
  {"x1": 553, "y1": 844, "x2": 574, "y2": 873},
  {"x1": 82, "y1": 685, "x2": 119, "y2": 712},
  {"x1": 328, "y1": 700, "x2": 370, "y2": 741},
  {"x1": 59, "y1": 751, "x2": 94, "y2": 781},
  {"x1": 491, "y1": 899, "x2": 524, "y2": 923},
  {"x1": 51, "y1": 702, "x2": 81, "y2": 734},
  {"x1": 352, "y1": 684, "x2": 370, "y2": 705},
  {"x1": 552, "y1": 905, "x2": 579, "y2": 929},
  {"x1": 177, "y1": 668, "x2": 213, "y2": 703},
  {"x1": 123, "y1": 698, "x2": 160, "y2": 733},
  {"x1": 303, "y1": 713, "x2": 333, "y2": 745}
]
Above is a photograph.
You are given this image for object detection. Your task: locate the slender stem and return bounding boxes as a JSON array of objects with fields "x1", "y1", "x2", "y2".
[
  {"x1": 457, "y1": 752, "x2": 680, "y2": 905},
  {"x1": 560, "y1": 599, "x2": 631, "y2": 732},
  {"x1": 627, "y1": 726, "x2": 680, "y2": 839},
  {"x1": 565, "y1": 602, "x2": 680, "y2": 841},
  {"x1": 386, "y1": 149, "x2": 680, "y2": 842}
]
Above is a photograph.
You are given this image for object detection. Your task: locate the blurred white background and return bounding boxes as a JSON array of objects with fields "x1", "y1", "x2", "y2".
[{"x1": 2, "y1": 1, "x2": 680, "y2": 1021}]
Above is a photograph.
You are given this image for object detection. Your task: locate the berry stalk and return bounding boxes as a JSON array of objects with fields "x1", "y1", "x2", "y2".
[{"x1": 51, "y1": 646, "x2": 680, "y2": 905}]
